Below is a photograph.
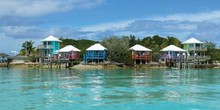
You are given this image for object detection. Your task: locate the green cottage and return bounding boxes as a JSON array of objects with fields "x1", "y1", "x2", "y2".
[{"x1": 182, "y1": 37, "x2": 209, "y2": 63}]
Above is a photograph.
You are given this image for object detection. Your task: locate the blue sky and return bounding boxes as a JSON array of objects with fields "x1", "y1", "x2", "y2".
[{"x1": 1, "y1": 0, "x2": 220, "y2": 54}]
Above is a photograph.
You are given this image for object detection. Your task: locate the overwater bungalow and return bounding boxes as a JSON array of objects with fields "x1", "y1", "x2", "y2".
[
  {"x1": 53, "y1": 45, "x2": 81, "y2": 62},
  {"x1": 182, "y1": 37, "x2": 209, "y2": 63},
  {"x1": 161, "y1": 45, "x2": 187, "y2": 62},
  {"x1": 37, "y1": 35, "x2": 61, "y2": 63},
  {"x1": 129, "y1": 44, "x2": 152, "y2": 64},
  {"x1": 83, "y1": 43, "x2": 107, "y2": 63},
  {"x1": 0, "y1": 53, "x2": 9, "y2": 63}
]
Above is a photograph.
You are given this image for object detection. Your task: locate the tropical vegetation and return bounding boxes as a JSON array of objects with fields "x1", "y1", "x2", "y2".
[
  {"x1": 205, "y1": 41, "x2": 220, "y2": 62},
  {"x1": 101, "y1": 36, "x2": 133, "y2": 65},
  {"x1": 19, "y1": 40, "x2": 35, "y2": 56}
]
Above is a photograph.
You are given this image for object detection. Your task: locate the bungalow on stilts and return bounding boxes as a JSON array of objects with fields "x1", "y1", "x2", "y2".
[
  {"x1": 161, "y1": 45, "x2": 187, "y2": 68},
  {"x1": 182, "y1": 37, "x2": 209, "y2": 65},
  {"x1": 129, "y1": 44, "x2": 152, "y2": 64},
  {"x1": 54, "y1": 45, "x2": 81, "y2": 62},
  {"x1": 36, "y1": 35, "x2": 61, "y2": 63},
  {"x1": 53, "y1": 45, "x2": 81, "y2": 67},
  {"x1": 83, "y1": 43, "x2": 107, "y2": 63}
]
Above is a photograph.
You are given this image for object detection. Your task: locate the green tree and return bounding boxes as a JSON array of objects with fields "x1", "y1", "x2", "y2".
[
  {"x1": 20, "y1": 40, "x2": 35, "y2": 56},
  {"x1": 141, "y1": 36, "x2": 153, "y2": 48},
  {"x1": 101, "y1": 36, "x2": 133, "y2": 64},
  {"x1": 160, "y1": 36, "x2": 181, "y2": 49},
  {"x1": 152, "y1": 35, "x2": 167, "y2": 47},
  {"x1": 205, "y1": 41, "x2": 220, "y2": 61},
  {"x1": 140, "y1": 35, "x2": 165, "y2": 61},
  {"x1": 167, "y1": 36, "x2": 181, "y2": 47},
  {"x1": 129, "y1": 34, "x2": 137, "y2": 47},
  {"x1": 205, "y1": 41, "x2": 216, "y2": 49}
]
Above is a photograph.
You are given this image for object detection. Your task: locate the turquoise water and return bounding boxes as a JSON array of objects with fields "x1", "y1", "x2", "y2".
[{"x1": 0, "y1": 68, "x2": 220, "y2": 110}]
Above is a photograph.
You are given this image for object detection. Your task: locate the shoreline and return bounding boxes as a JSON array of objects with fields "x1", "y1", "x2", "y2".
[
  {"x1": 0, "y1": 62, "x2": 220, "y2": 70},
  {"x1": 0, "y1": 62, "x2": 169, "y2": 70},
  {"x1": 1, "y1": 62, "x2": 219, "y2": 70}
]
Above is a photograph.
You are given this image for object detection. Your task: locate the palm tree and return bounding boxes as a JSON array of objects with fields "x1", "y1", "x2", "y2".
[
  {"x1": 22, "y1": 41, "x2": 35, "y2": 56},
  {"x1": 167, "y1": 36, "x2": 181, "y2": 47}
]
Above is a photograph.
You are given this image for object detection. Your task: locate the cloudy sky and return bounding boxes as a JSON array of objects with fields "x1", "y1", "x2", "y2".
[{"x1": 1, "y1": 0, "x2": 220, "y2": 54}]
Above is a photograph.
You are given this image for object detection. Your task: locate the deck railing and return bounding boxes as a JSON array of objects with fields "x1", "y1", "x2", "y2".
[
  {"x1": 187, "y1": 56, "x2": 210, "y2": 60},
  {"x1": 69, "y1": 55, "x2": 78, "y2": 60},
  {"x1": 187, "y1": 47, "x2": 207, "y2": 51},
  {"x1": 161, "y1": 55, "x2": 210, "y2": 61},
  {"x1": 133, "y1": 55, "x2": 151, "y2": 60},
  {"x1": 53, "y1": 53, "x2": 79, "y2": 61},
  {"x1": 37, "y1": 45, "x2": 54, "y2": 49},
  {"x1": 84, "y1": 53, "x2": 106, "y2": 59},
  {"x1": 161, "y1": 54, "x2": 186, "y2": 60}
]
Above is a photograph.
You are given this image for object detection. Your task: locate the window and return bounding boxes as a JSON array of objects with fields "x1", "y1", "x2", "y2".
[
  {"x1": 189, "y1": 44, "x2": 194, "y2": 47},
  {"x1": 44, "y1": 51, "x2": 47, "y2": 56},
  {"x1": 48, "y1": 42, "x2": 51, "y2": 45},
  {"x1": 66, "y1": 53, "x2": 69, "y2": 58}
]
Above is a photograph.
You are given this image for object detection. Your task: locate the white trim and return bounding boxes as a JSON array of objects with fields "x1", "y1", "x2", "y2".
[
  {"x1": 41, "y1": 35, "x2": 62, "y2": 42},
  {"x1": 182, "y1": 37, "x2": 203, "y2": 44},
  {"x1": 129, "y1": 44, "x2": 151, "y2": 51},
  {"x1": 86, "y1": 43, "x2": 107, "y2": 51},
  {"x1": 161, "y1": 45, "x2": 186, "y2": 52},
  {"x1": 59, "y1": 45, "x2": 81, "y2": 52}
]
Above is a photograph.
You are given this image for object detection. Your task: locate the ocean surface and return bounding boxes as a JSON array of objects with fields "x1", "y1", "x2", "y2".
[{"x1": 0, "y1": 67, "x2": 220, "y2": 110}]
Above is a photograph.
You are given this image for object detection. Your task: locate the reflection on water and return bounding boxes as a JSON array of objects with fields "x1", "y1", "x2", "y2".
[{"x1": 0, "y1": 67, "x2": 220, "y2": 109}]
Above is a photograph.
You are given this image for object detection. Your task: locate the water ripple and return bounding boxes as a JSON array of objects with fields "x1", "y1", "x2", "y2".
[{"x1": 0, "y1": 68, "x2": 220, "y2": 110}]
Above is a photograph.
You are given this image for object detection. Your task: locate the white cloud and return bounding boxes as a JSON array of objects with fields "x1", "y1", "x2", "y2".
[
  {"x1": 2, "y1": 10, "x2": 220, "y2": 41},
  {"x1": 0, "y1": 26, "x2": 46, "y2": 38},
  {"x1": 80, "y1": 20, "x2": 132, "y2": 32},
  {"x1": 0, "y1": 0, "x2": 104, "y2": 17},
  {"x1": 78, "y1": 10, "x2": 220, "y2": 42},
  {"x1": 152, "y1": 11, "x2": 220, "y2": 22},
  {"x1": 2, "y1": 10, "x2": 220, "y2": 53},
  {"x1": 79, "y1": 11, "x2": 220, "y2": 34}
]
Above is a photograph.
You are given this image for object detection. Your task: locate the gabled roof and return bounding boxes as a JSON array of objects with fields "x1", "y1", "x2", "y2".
[
  {"x1": 161, "y1": 45, "x2": 186, "y2": 52},
  {"x1": 182, "y1": 37, "x2": 203, "y2": 44},
  {"x1": 59, "y1": 45, "x2": 81, "y2": 52},
  {"x1": 86, "y1": 43, "x2": 107, "y2": 51},
  {"x1": 41, "y1": 35, "x2": 62, "y2": 42},
  {"x1": 129, "y1": 44, "x2": 151, "y2": 51}
]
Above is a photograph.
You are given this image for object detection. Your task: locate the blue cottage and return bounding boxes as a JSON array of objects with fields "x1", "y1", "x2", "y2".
[
  {"x1": 84, "y1": 43, "x2": 107, "y2": 63},
  {"x1": 0, "y1": 53, "x2": 9, "y2": 63}
]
